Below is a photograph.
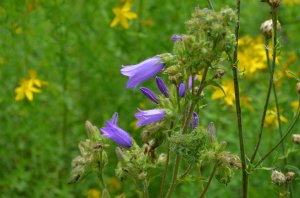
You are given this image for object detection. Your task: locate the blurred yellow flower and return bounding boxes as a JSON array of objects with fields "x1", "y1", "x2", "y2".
[
  {"x1": 87, "y1": 189, "x2": 101, "y2": 198},
  {"x1": 238, "y1": 35, "x2": 267, "y2": 75},
  {"x1": 282, "y1": 0, "x2": 300, "y2": 6},
  {"x1": 15, "y1": 70, "x2": 47, "y2": 101},
  {"x1": 290, "y1": 100, "x2": 299, "y2": 112},
  {"x1": 109, "y1": 177, "x2": 122, "y2": 192},
  {"x1": 110, "y1": 1, "x2": 137, "y2": 29},
  {"x1": 265, "y1": 108, "x2": 288, "y2": 128},
  {"x1": 15, "y1": 79, "x2": 41, "y2": 101},
  {"x1": 211, "y1": 79, "x2": 253, "y2": 110}
]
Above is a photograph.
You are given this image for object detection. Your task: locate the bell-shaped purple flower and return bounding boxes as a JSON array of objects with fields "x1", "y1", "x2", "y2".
[
  {"x1": 140, "y1": 87, "x2": 159, "y2": 104},
  {"x1": 100, "y1": 113, "x2": 133, "y2": 147},
  {"x1": 121, "y1": 56, "x2": 165, "y2": 88},
  {"x1": 135, "y1": 109, "x2": 166, "y2": 126},
  {"x1": 156, "y1": 77, "x2": 169, "y2": 98},
  {"x1": 190, "y1": 112, "x2": 199, "y2": 129},
  {"x1": 179, "y1": 83, "x2": 185, "y2": 97},
  {"x1": 171, "y1": 34, "x2": 183, "y2": 41}
]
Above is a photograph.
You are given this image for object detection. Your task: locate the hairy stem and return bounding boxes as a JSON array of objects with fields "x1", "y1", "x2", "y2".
[
  {"x1": 199, "y1": 162, "x2": 218, "y2": 198},
  {"x1": 255, "y1": 97, "x2": 300, "y2": 167},
  {"x1": 230, "y1": 0, "x2": 248, "y2": 197},
  {"x1": 165, "y1": 155, "x2": 181, "y2": 198},
  {"x1": 250, "y1": 6, "x2": 279, "y2": 163}
]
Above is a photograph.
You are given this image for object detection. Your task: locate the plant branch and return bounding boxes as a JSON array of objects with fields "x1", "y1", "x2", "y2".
[
  {"x1": 250, "y1": 6, "x2": 279, "y2": 163},
  {"x1": 199, "y1": 162, "x2": 219, "y2": 198}
]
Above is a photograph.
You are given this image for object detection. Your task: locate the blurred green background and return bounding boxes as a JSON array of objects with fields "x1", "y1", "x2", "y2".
[{"x1": 1, "y1": 0, "x2": 300, "y2": 197}]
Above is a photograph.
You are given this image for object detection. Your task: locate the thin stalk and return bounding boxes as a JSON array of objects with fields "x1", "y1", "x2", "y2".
[
  {"x1": 250, "y1": 6, "x2": 279, "y2": 163},
  {"x1": 207, "y1": 0, "x2": 214, "y2": 10},
  {"x1": 179, "y1": 164, "x2": 193, "y2": 180},
  {"x1": 199, "y1": 162, "x2": 219, "y2": 198},
  {"x1": 165, "y1": 155, "x2": 181, "y2": 198},
  {"x1": 255, "y1": 97, "x2": 300, "y2": 167},
  {"x1": 159, "y1": 121, "x2": 174, "y2": 198},
  {"x1": 143, "y1": 180, "x2": 149, "y2": 198},
  {"x1": 231, "y1": 0, "x2": 248, "y2": 197},
  {"x1": 264, "y1": 39, "x2": 286, "y2": 165}
]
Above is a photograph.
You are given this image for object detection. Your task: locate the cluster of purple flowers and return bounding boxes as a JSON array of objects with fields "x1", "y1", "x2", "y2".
[{"x1": 100, "y1": 34, "x2": 198, "y2": 148}]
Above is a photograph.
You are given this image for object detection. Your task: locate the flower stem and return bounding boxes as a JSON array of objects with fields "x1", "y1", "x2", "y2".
[
  {"x1": 199, "y1": 162, "x2": 218, "y2": 198},
  {"x1": 250, "y1": 6, "x2": 279, "y2": 163},
  {"x1": 231, "y1": 0, "x2": 248, "y2": 197},
  {"x1": 264, "y1": 39, "x2": 286, "y2": 165},
  {"x1": 179, "y1": 164, "x2": 193, "y2": 180},
  {"x1": 159, "y1": 121, "x2": 174, "y2": 198},
  {"x1": 255, "y1": 96, "x2": 300, "y2": 168},
  {"x1": 207, "y1": 0, "x2": 214, "y2": 10},
  {"x1": 165, "y1": 155, "x2": 181, "y2": 198}
]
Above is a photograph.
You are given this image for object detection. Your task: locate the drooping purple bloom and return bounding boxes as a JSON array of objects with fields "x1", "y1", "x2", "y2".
[
  {"x1": 179, "y1": 83, "x2": 185, "y2": 97},
  {"x1": 156, "y1": 77, "x2": 169, "y2": 98},
  {"x1": 171, "y1": 34, "x2": 183, "y2": 41},
  {"x1": 121, "y1": 56, "x2": 165, "y2": 88},
  {"x1": 190, "y1": 112, "x2": 199, "y2": 129},
  {"x1": 100, "y1": 113, "x2": 133, "y2": 147},
  {"x1": 208, "y1": 122, "x2": 216, "y2": 143},
  {"x1": 135, "y1": 109, "x2": 166, "y2": 126},
  {"x1": 188, "y1": 75, "x2": 198, "y2": 90},
  {"x1": 140, "y1": 87, "x2": 159, "y2": 104}
]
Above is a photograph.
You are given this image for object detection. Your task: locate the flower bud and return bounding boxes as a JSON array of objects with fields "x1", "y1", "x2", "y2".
[
  {"x1": 156, "y1": 77, "x2": 169, "y2": 98},
  {"x1": 271, "y1": 170, "x2": 286, "y2": 185},
  {"x1": 179, "y1": 83, "x2": 185, "y2": 97},
  {"x1": 260, "y1": 19, "x2": 281, "y2": 40},
  {"x1": 190, "y1": 112, "x2": 199, "y2": 130},
  {"x1": 292, "y1": 134, "x2": 300, "y2": 144},
  {"x1": 296, "y1": 82, "x2": 300, "y2": 94},
  {"x1": 138, "y1": 172, "x2": 147, "y2": 180},
  {"x1": 209, "y1": 122, "x2": 216, "y2": 143},
  {"x1": 157, "y1": 153, "x2": 167, "y2": 165},
  {"x1": 261, "y1": 0, "x2": 281, "y2": 7},
  {"x1": 213, "y1": 69, "x2": 226, "y2": 79},
  {"x1": 140, "y1": 87, "x2": 159, "y2": 104},
  {"x1": 286, "y1": 172, "x2": 296, "y2": 183},
  {"x1": 171, "y1": 34, "x2": 183, "y2": 42}
]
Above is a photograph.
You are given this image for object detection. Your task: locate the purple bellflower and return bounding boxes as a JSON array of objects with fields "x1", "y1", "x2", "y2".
[
  {"x1": 121, "y1": 56, "x2": 165, "y2": 88},
  {"x1": 156, "y1": 77, "x2": 169, "y2": 98},
  {"x1": 171, "y1": 34, "x2": 183, "y2": 41},
  {"x1": 179, "y1": 83, "x2": 186, "y2": 97},
  {"x1": 190, "y1": 112, "x2": 199, "y2": 129},
  {"x1": 140, "y1": 87, "x2": 159, "y2": 104},
  {"x1": 100, "y1": 113, "x2": 133, "y2": 147},
  {"x1": 135, "y1": 109, "x2": 166, "y2": 126}
]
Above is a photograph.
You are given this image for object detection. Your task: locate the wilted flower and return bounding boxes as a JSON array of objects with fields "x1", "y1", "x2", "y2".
[
  {"x1": 190, "y1": 112, "x2": 199, "y2": 129},
  {"x1": 100, "y1": 113, "x2": 133, "y2": 147},
  {"x1": 260, "y1": 19, "x2": 281, "y2": 39},
  {"x1": 286, "y1": 172, "x2": 296, "y2": 182},
  {"x1": 135, "y1": 109, "x2": 166, "y2": 126},
  {"x1": 156, "y1": 77, "x2": 169, "y2": 98},
  {"x1": 140, "y1": 87, "x2": 159, "y2": 104},
  {"x1": 110, "y1": 1, "x2": 137, "y2": 29},
  {"x1": 271, "y1": 170, "x2": 286, "y2": 185},
  {"x1": 179, "y1": 83, "x2": 185, "y2": 97},
  {"x1": 171, "y1": 34, "x2": 183, "y2": 41},
  {"x1": 292, "y1": 134, "x2": 300, "y2": 144},
  {"x1": 121, "y1": 56, "x2": 165, "y2": 88}
]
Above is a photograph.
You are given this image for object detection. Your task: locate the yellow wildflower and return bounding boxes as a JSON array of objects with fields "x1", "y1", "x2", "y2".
[
  {"x1": 109, "y1": 177, "x2": 122, "y2": 192},
  {"x1": 290, "y1": 100, "x2": 299, "y2": 112},
  {"x1": 87, "y1": 189, "x2": 101, "y2": 198},
  {"x1": 15, "y1": 79, "x2": 41, "y2": 101},
  {"x1": 265, "y1": 108, "x2": 288, "y2": 128},
  {"x1": 110, "y1": 1, "x2": 137, "y2": 29},
  {"x1": 282, "y1": 0, "x2": 300, "y2": 6},
  {"x1": 15, "y1": 70, "x2": 47, "y2": 101},
  {"x1": 238, "y1": 35, "x2": 267, "y2": 75},
  {"x1": 211, "y1": 79, "x2": 253, "y2": 110}
]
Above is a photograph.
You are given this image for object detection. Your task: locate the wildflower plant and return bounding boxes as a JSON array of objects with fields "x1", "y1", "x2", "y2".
[{"x1": 69, "y1": 1, "x2": 300, "y2": 197}]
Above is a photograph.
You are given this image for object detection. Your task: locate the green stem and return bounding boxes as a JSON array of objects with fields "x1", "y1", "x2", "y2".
[
  {"x1": 143, "y1": 180, "x2": 149, "y2": 198},
  {"x1": 199, "y1": 162, "x2": 218, "y2": 198},
  {"x1": 165, "y1": 155, "x2": 181, "y2": 198},
  {"x1": 264, "y1": 39, "x2": 286, "y2": 165},
  {"x1": 207, "y1": 0, "x2": 214, "y2": 10},
  {"x1": 179, "y1": 164, "x2": 193, "y2": 180},
  {"x1": 250, "y1": 6, "x2": 279, "y2": 163},
  {"x1": 159, "y1": 121, "x2": 174, "y2": 198},
  {"x1": 231, "y1": 0, "x2": 248, "y2": 197},
  {"x1": 255, "y1": 97, "x2": 300, "y2": 168}
]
